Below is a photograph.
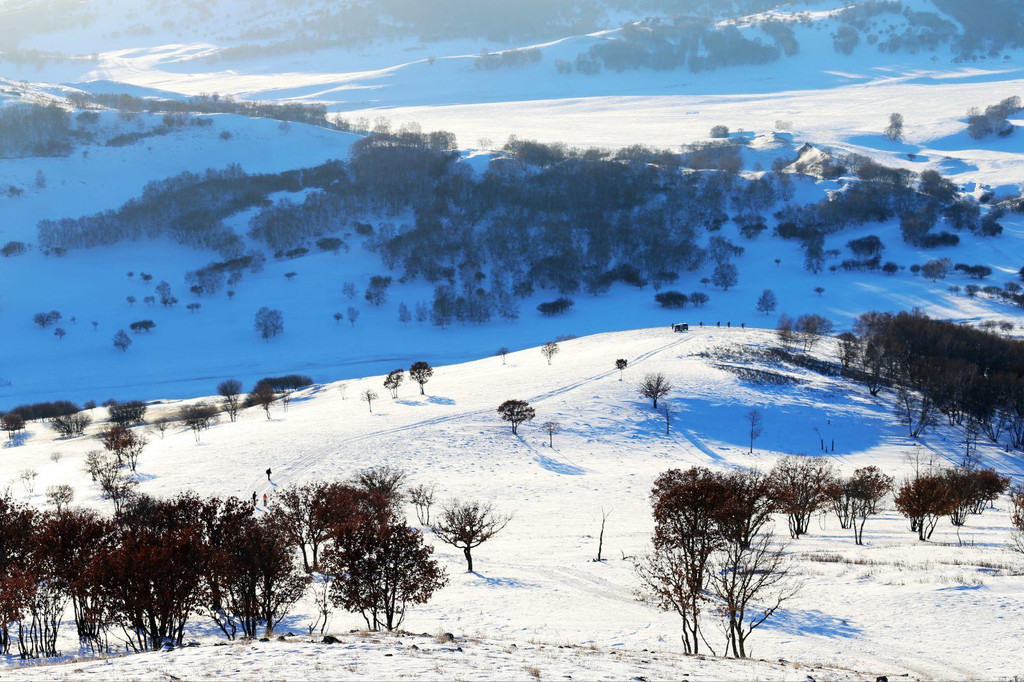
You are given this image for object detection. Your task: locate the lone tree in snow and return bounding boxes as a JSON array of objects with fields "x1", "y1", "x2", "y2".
[
  {"x1": 347, "y1": 307, "x2": 360, "y2": 328},
  {"x1": 542, "y1": 420, "x2": 561, "y2": 447},
  {"x1": 755, "y1": 289, "x2": 777, "y2": 315},
  {"x1": 432, "y1": 499, "x2": 512, "y2": 572},
  {"x1": 409, "y1": 361, "x2": 433, "y2": 395},
  {"x1": 179, "y1": 402, "x2": 218, "y2": 443},
  {"x1": 496, "y1": 347, "x2": 509, "y2": 365},
  {"x1": 711, "y1": 262, "x2": 738, "y2": 291},
  {"x1": 112, "y1": 329, "x2": 132, "y2": 352},
  {"x1": 383, "y1": 370, "x2": 404, "y2": 399},
  {"x1": 497, "y1": 399, "x2": 535, "y2": 434},
  {"x1": 218, "y1": 379, "x2": 243, "y2": 422},
  {"x1": 361, "y1": 389, "x2": 379, "y2": 413},
  {"x1": 541, "y1": 341, "x2": 560, "y2": 365},
  {"x1": 884, "y1": 112, "x2": 904, "y2": 141},
  {"x1": 639, "y1": 372, "x2": 672, "y2": 409},
  {"x1": 746, "y1": 409, "x2": 763, "y2": 453},
  {"x1": 45, "y1": 484, "x2": 74, "y2": 512},
  {"x1": 615, "y1": 358, "x2": 628, "y2": 380},
  {"x1": 254, "y1": 307, "x2": 284, "y2": 341}
]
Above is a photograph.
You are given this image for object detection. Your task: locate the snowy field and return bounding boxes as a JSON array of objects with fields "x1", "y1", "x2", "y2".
[
  {"x1": 2, "y1": 2, "x2": 1024, "y2": 676},
  {"x1": 2, "y1": 328, "x2": 1024, "y2": 679}
]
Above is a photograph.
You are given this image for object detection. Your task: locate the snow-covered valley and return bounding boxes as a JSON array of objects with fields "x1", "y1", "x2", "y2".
[{"x1": 2, "y1": 0, "x2": 1024, "y2": 678}]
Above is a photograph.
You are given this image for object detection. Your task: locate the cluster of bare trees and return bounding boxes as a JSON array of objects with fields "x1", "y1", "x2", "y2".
[
  {"x1": 894, "y1": 453, "x2": 1010, "y2": 543},
  {"x1": 776, "y1": 313, "x2": 835, "y2": 352},
  {"x1": 841, "y1": 311, "x2": 1024, "y2": 448},
  {"x1": 636, "y1": 452, "x2": 1014, "y2": 658},
  {"x1": 0, "y1": 465, "x2": 502, "y2": 658}
]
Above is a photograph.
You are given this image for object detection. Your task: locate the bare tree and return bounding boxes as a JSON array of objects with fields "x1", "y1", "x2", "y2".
[
  {"x1": 894, "y1": 386, "x2": 936, "y2": 438},
  {"x1": 271, "y1": 481, "x2": 347, "y2": 572},
  {"x1": 149, "y1": 415, "x2": 174, "y2": 439},
  {"x1": 541, "y1": 341, "x2": 560, "y2": 365},
  {"x1": 100, "y1": 425, "x2": 147, "y2": 472},
  {"x1": 615, "y1": 358, "x2": 628, "y2": 381},
  {"x1": 497, "y1": 399, "x2": 535, "y2": 434},
  {"x1": 542, "y1": 420, "x2": 561, "y2": 447},
  {"x1": 769, "y1": 456, "x2": 836, "y2": 539},
  {"x1": 894, "y1": 472, "x2": 953, "y2": 541},
  {"x1": 383, "y1": 369, "x2": 404, "y2": 399},
  {"x1": 496, "y1": 347, "x2": 509, "y2": 365},
  {"x1": 710, "y1": 532, "x2": 800, "y2": 659},
  {"x1": 324, "y1": 522, "x2": 446, "y2": 632},
  {"x1": 775, "y1": 313, "x2": 796, "y2": 349},
  {"x1": 347, "y1": 306, "x2": 360, "y2": 328},
  {"x1": 179, "y1": 403, "x2": 218, "y2": 443},
  {"x1": 112, "y1": 329, "x2": 132, "y2": 352},
  {"x1": 639, "y1": 372, "x2": 672, "y2": 409},
  {"x1": 218, "y1": 379, "x2": 243, "y2": 422},
  {"x1": 252, "y1": 387, "x2": 276, "y2": 419},
  {"x1": 835, "y1": 332, "x2": 860, "y2": 371},
  {"x1": 718, "y1": 469, "x2": 776, "y2": 551},
  {"x1": 755, "y1": 289, "x2": 776, "y2": 316},
  {"x1": 1, "y1": 413, "x2": 25, "y2": 441},
  {"x1": 45, "y1": 484, "x2": 74, "y2": 512},
  {"x1": 640, "y1": 467, "x2": 727, "y2": 654},
  {"x1": 745, "y1": 409, "x2": 763, "y2": 453},
  {"x1": 361, "y1": 389, "x2": 379, "y2": 413},
  {"x1": 849, "y1": 466, "x2": 894, "y2": 545},
  {"x1": 254, "y1": 307, "x2": 284, "y2": 341},
  {"x1": 595, "y1": 508, "x2": 611, "y2": 562},
  {"x1": 354, "y1": 466, "x2": 407, "y2": 510},
  {"x1": 51, "y1": 413, "x2": 91, "y2": 438},
  {"x1": 408, "y1": 361, "x2": 433, "y2": 395},
  {"x1": 19, "y1": 468, "x2": 38, "y2": 494},
  {"x1": 884, "y1": 112, "x2": 904, "y2": 141},
  {"x1": 409, "y1": 484, "x2": 437, "y2": 526},
  {"x1": 432, "y1": 500, "x2": 512, "y2": 572}
]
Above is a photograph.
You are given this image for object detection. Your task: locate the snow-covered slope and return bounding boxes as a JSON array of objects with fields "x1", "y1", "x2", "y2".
[{"x1": 2, "y1": 328, "x2": 1024, "y2": 679}]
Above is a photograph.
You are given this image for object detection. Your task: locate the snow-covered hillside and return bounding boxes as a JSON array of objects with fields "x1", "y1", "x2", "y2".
[
  {"x1": 2, "y1": 328, "x2": 1024, "y2": 679},
  {"x1": 0, "y1": 109, "x2": 1020, "y2": 407}
]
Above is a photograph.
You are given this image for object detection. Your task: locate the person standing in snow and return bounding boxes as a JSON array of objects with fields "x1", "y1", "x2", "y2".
[
  {"x1": 252, "y1": 491, "x2": 257, "y2": 506},
  {"x1": 263, "y1": 492, "x2": 269, "y2": 507},
  {"x1": 266, "y1": 467, "x2": 272, "y2": 481}
]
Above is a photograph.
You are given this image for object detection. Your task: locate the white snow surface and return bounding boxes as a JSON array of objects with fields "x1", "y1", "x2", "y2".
[{"x1": 2, "y1": 328, "x2": 1024, "y2": 679}]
